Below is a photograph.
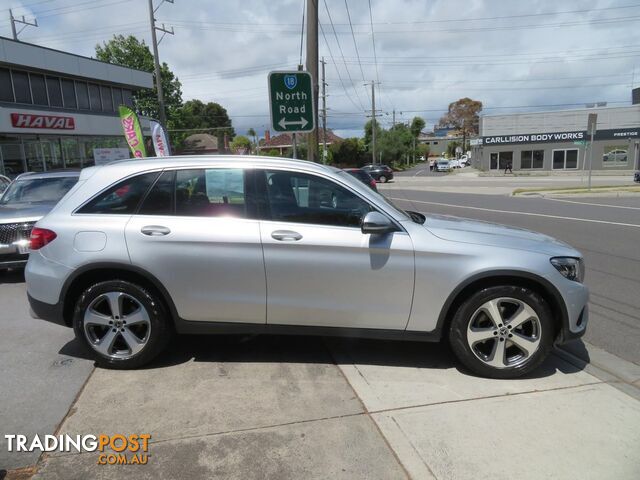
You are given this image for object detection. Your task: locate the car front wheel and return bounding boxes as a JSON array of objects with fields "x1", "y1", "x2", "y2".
[
  {"x1": 378, "y1": 175, "x2": 387, "y2": 183},
  {"x1": 73, "y1": 280, "x2": 171, "y2": 369},
  {"x1": 448, "y1": 285, "x2": 554, "y2": 379}
]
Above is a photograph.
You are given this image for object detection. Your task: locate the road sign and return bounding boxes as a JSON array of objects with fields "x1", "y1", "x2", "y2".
[
  {"x1": 268, "y1": 71, "x2": 315, "y2": 133},
  {"x1": 573, "y1": 140, "x2": 587, "y2": 146}
]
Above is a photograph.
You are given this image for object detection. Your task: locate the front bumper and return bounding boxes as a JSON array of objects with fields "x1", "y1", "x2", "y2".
[
  {"x1": 28, "y1": 292, "x2": 67, "y2": 327},
  {"x1": 0, "y1": 252, "x2": 28, "y2": 269}
]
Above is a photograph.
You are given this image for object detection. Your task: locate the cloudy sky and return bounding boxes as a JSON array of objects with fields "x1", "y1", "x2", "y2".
[{"x1": 2, "y1": 0, "x2": 639, "y2": 138}]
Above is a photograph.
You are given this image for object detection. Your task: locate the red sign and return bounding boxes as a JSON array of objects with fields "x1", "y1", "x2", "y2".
[{"x1": 10, "y1": 113, "x2": 75, "y2": 130}]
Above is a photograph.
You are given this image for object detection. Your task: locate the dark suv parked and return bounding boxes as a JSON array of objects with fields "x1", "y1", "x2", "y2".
[{"x1": 362, "y1": 164, "x2": 394, "y2": 183}]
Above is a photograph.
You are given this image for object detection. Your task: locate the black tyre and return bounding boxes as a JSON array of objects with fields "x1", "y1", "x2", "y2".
[
  {"x1": 73, "y1": 280, "x2": 171, "y2": 369},
  {"x1": 448, "y1": 285, "x2": 554, "y2": 379}
]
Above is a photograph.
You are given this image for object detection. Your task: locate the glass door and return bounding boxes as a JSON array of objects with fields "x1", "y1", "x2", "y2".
[
  {"x1": 24, "y1": 140, "x2": 45, "y2": 172},
  {"x1": 41, "y1": 140, "x2": 63, "y2": 170}
]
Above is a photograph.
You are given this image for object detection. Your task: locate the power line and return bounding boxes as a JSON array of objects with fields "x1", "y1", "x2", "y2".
[
  {"x1": 322, "y1": 0, "x2": 366, "y2": 111},
  {"x1": 343, "y1": 0, "x2": 367, "y2": 90}
]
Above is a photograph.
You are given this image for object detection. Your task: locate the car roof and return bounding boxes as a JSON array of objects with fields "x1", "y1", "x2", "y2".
[{"x1": 15, "y1": 170, "x2": 81, "y2": 181}]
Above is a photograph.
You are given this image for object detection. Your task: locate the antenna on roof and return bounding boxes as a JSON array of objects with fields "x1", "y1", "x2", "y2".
[{"x1": 9, "y1": 8, "x2": 38, "y2": 41}]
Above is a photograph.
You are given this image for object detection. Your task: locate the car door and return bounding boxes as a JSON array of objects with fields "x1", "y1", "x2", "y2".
[
  {"x1": 125, "y1": 167, "x2": 266, "y2": 324},
  {"x1": 257, "y1": 169, "x2": 414, "y2": 330}
]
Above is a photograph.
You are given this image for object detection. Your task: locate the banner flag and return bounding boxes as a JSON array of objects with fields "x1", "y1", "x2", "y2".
[
  {"x1": 150, "y1": 120, "x2": 171, "y2": 157},
  {"x1": 118, "y1": 105, "x2": 147, "y2": 158}
]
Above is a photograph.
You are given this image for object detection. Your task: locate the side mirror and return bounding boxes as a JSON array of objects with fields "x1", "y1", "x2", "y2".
[{"x1": 361, "y1": 212, "x2": 396, "y2": 235}]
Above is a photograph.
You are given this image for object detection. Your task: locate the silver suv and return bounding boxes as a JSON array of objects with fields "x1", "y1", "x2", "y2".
[{"x1": 26, "y1": 156, "x2": 588, "y2": 378}]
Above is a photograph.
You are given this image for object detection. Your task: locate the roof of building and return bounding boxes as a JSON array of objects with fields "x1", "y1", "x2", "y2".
[
  {"x1": 262, "y1": 130, "x2": 343, "y2": 148},
  {"x1": 181, "y1": 133, "x2": 219, "y2": 153},
  {"x1": 0, "y1": 36, "x2": 153, "y2": 89}
]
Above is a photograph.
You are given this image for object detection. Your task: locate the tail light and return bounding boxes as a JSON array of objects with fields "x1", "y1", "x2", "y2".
[
  {"x1": 370, "y1": 179, "x2": 377, "y2": 190},
  {"x1": 30, "y1": 227, "x2": 57, "y2": 250}
]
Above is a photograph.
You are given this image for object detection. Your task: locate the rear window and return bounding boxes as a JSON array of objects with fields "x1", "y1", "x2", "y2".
[
  {"x1": 77, "y1": 172, "x2": 159, "y2": 214},
  {"x1": 0, "y1": 176, "x2": 78, "y2": 204}
]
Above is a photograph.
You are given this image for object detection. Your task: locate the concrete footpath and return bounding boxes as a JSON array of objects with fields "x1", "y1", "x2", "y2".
[{"x1": 16, "y1": 335, "x2": 640, "y2": 480}]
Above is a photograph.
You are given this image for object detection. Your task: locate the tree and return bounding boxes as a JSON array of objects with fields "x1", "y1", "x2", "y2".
[
  {"x1": 439, "y1": 98, "x2": 482, "y2": 154},
  {"x1": 230, "y1": 135, "x2": 251, "y2": 153},
  {"x1": 329, "y1": 138, "x2": 366, "y2": 166},
  {"x1": 364, "y1": 119, "x2": 383, "y2": 153},
  {"x1": 171, "y1": 100, "x2": 235, "y2": 150},
  {"x1": 378, "y1": 124, "x2": 414, "y2": 164},
  {"x1": 409, "y1": 116, "x2": 426, "y2": 162},
  {"x1": 247, "y1": 128, "x2": 257, "y2": 154},
  {"x1": 96, "y1": 35, "x2": 182, "y2": 121},
  {"x1": 446, "y1": 140, "x2": 461, "y2": 158}
]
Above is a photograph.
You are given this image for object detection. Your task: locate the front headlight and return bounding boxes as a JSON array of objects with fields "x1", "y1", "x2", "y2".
[{"x1": 550, "y1": 257, "x2": 585, "y2": 283}]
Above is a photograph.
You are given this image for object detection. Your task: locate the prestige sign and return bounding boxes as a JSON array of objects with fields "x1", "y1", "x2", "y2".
[{"x1": 11, "y1": 113, "x2": 75, "y2": 130}]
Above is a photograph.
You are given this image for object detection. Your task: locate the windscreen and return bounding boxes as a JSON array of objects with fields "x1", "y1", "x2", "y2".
[{"x1": 0, "y1": 176, "x2": 78, "y2": 204}]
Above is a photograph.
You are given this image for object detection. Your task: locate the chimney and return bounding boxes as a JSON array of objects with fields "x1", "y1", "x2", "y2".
[{"x1": 265, "y1": 130, "x2": 271, "y2": 143}]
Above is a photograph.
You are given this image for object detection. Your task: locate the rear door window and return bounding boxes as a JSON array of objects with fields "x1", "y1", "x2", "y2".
[{"x1": 77, "y1": 172, "x2": 159, "y2": 214}]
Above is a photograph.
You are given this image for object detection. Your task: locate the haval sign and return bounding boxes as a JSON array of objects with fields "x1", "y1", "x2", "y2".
[{"x1": 10, "y1": 113, "x2": 75, "y2": 130}]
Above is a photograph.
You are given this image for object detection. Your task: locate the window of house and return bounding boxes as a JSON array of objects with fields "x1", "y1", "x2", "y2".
[
  {"x1": 112, "y1": 87, "x2": 123, "y2": 108},
  {"x1": 75, "y1": 81, "x2": 89, "y2": 109},
  {"x1": 12, "y1": 71, "x2": 32, "y2": 104},
  {"x1": 175, "y1": 169, "x2": 246, "y2": 218},
  {"x1": 602, "y1": 145, "x2": 629, "y2": 167},
  {"x1": 100, "y1": 86, "x2": 113, "y2": 111},
  {"x1": 521, "y1": 150, "x2": 544, "y2": 169},
  {"x1": 77, "y1": 172, "x2": 159, "y2": 214},
  {"x1": 88, "y1": 83, "x2": 101, "y2": 111},
  {"x1": 46, "y1": 77, "x2": 63, "y2": 107},
  {"x1": 0, "y1": 68, "x2": 14, "y2": 102},
  {"x1": 61, "y1": 79, "x2": 77, "y2": 108},
  {"x1": 29, "y1": 74, "x2": 48, "y2": 106},
  {"x1": 552, "y1": 149, "x2": 578, "y2": 169},
  {"x1": 262, "y1": 170, "x2": 373, "y2": 228}
]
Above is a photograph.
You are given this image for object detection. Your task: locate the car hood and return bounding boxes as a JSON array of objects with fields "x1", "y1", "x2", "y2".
[
  {"x1": 423, "y1": 214, "x2": 579, "y2": 256},
  {"x1": 0, "y1": 202, "x2": 52, "y2": 223}
]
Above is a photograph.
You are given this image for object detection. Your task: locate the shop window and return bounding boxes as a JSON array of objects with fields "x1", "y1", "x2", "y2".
[
  {"x1": 12, "y1": 71, "x2": 32, "y2": 104},
  {"x1": 30, "y1": 74, "x2": 48, "y2": 106},
  {"x1": 0, "y1": 144, "x2": 26, "y2": 177},
  {"x1": 112, "y1": 87, "x2": 123, "y2": 107},
  {"x1": 61, "y1": 79, "x2": 77, "y2": 108},
  {"x1": 490, "y1": 151, "x2": 513, "y2": 169},
  {"x1": 100, "y1": 86, "x2": 114, "y2": 111},
  {"x1": 602, "y1": 146, "x2": 628, "y2": 167},
  {"x1": 552, "y1": 149, "x2": 578, "y2": 169},
  {"x1": 0, "y1": 68, "x2": 13, "y2": 102},
  {"x1": 521, "y1": 150, "x2": 544, "y2": 169},
  {"x1": 46, "y1": 77, "x2": 63, "y2": 107},
  {"x1": 88, "y1": 83, "x2": 101, "y2": 111},
  {"x1": 75, "y1": 81, "x2": 89, "y2": 109}
]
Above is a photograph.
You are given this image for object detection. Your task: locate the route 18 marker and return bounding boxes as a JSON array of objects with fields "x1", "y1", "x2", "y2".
[{"x1": 268, "y1": 71, "x2": 315, "y2": 133}]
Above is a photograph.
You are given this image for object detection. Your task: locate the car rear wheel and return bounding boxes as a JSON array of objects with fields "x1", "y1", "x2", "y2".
[
  {"x1": 379, "y1": 175, "x2": 387, "y2": 183},
  {"x1": 73, "y1": 280, "x2": 171, "y2": 369},
  {"x1": 448, "y1": 285, "x2": 554, "y2": 379}
]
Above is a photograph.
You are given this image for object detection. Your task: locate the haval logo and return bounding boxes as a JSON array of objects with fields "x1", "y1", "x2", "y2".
[{"x1": 10, "y1": 113, "x2": 76, "y2": 130}]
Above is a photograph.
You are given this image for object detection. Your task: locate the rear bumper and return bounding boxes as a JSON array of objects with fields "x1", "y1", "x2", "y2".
[{"x1": 27, "y1": 292, "x2": 67, "y2": 327}]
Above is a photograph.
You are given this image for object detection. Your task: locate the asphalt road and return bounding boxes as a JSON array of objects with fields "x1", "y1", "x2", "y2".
[{"x1": 381, "y1": 179, "x2": 640, "y2": 366}]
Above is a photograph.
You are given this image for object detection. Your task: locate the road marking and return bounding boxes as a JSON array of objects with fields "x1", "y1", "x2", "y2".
[
  {"x1": 389, "y1": 197, "x2": 640, "y2": 228},
  {"x1": 413, "y1": 169, "x2": 426, "y2": 177},
  {"x1": 544, "y1": 197, "x2": 640, "y2": 211}
]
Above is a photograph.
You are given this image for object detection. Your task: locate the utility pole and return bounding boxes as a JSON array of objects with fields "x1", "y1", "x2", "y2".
[
  {"x1": 371, "y1": 81, "x2": 376, "y2": 165},
  {"x1": 147, "y1": 0, "x2": 174, "y2": 128},
  {"x1": 306, "y1": 0, "x2": 319, "y2": 162},
  {"x1": 392, "y1": 109, "x2": 396, "y2": 127},
  {"x1": 321, "y1": 57, "x2": 327, "y2": 164},
  {"x1": 9, "y1": 9, "x2": 38, "y2": 40}
]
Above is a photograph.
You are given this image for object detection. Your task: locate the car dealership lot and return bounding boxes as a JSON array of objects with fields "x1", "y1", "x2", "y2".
[{"x1": 2, "y1": 273, "x2": 640, "y2": 479}]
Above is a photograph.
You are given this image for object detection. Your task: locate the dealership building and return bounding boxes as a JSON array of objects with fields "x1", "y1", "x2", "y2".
[
  {"x1": 474, "y1": 101, "x2": 640, "y2": 172},
  {"x1": 0, "y1": 36, "x2": 153, "y2": 177}
]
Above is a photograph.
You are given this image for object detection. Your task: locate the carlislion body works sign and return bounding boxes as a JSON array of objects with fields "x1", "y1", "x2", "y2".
[{"x1": 481, "y1": 128, "x2": 640, "y2": 146}]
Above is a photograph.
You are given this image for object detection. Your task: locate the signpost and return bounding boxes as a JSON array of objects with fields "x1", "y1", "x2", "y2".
[
  {"x1": 268, "y1": 71, "x2": 315, "y2": 134},
  {"x1": 587, "y1": 113, "x2": 597, "y2": 191}
]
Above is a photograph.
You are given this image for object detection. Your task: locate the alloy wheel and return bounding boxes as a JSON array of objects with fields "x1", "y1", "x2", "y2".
[
  {"x1": 466, "y1": 297, "x2": 541, "y2": 369},
  {"x1": 84, "y1": 292, "x2": 151, "y2": 359}
]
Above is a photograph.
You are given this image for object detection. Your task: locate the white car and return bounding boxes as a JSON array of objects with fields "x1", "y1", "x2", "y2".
[
  {"x1": 448, "y1": 159, "x2": 460, "y2": 169},
  {"x1": 436, "y1": 160, "x2": 451, "y2": 172}
]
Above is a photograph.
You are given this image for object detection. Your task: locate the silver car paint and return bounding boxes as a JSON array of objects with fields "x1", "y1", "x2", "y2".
[{"x1": 26, "y1": 156, "x2": 588, "y2": 337}]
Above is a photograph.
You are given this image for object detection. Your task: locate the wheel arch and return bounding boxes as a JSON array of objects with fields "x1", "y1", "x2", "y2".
[
  {"x1": 60, "y1": 262, "x2": 179, "y2": 328},
  {"x1": 437, "y1": 270, "x2": 568, "y2": 341}
]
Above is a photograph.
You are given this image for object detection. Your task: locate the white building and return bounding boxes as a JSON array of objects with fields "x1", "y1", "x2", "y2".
[{"x1": 0, "y1": 36, "x2": 153, "y2": 176}]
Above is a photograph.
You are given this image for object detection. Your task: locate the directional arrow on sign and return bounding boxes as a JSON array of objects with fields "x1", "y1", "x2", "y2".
[{"x1": 278, "y1": 117, "x2": 308, "y2": 130}]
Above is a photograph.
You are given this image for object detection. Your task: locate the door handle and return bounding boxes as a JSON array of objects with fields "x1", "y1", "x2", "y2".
[
  {"x1": 141, "y1": 225, "x2": 171, "y2": 236},
  {"x1": 271, "y1": 230, "x2": 302, "y2": 241}
]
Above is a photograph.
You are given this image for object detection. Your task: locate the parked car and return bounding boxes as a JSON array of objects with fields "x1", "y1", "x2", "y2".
[
  {"x1": 634, "y1": 171, "x2": 640, "y2": 183},
  {"x1": 343, "y1": 168, "x2": 377, "y2": 191},
  {"x1": 436, "y1": 159, "x2": 451, "y2": 172},
  {"x1": 459, "y1": 155, "x2": 470, "y2": 167},
  {"x1": 602, "y1": 149, "x2": 627, "y2": 163},
  {"x1": 0, "y1": 175, "x2": 10, "y2": 195},
  {"x1": 449, "y1": 159, "x2": 461, "y2": 169},
  {"x1": 26, "y1": 156, "x2": 588, "y2": 379},
  {"x1": 362, "y1": 164, "x2": 394, "y2": 183},
  {"x1": 1, "y1": 171, "x2": 80, "y2": 269}
]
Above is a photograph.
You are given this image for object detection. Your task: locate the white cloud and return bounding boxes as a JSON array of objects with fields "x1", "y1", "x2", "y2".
[{"x1": 2, "y1": 0, "x2": 639, "y2": 138}]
